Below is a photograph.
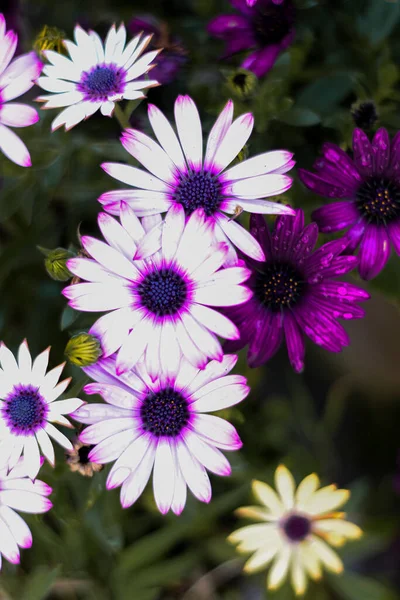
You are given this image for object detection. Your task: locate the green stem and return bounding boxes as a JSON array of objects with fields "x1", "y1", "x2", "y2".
[{"x1": 113, "y1": 103, "x2": 131, "y2": 130}]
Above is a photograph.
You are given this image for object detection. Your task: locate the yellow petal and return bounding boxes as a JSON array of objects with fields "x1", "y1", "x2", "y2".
[
  {"x1": 252, "y1": 479, "x2": 285, "y2": 517},
  {"x1": 244, "y1": 543, "x2": 280, "y2": 573},
  {"x1": 275, "y1": 465, "x2": 296, "y2": 510},
  {"x1": 267, "y1": 544, "x2": 292, "y2": 591},
  {"x1": 291, "y1": 552, "x2": 308, "y2": 596},
  {"x1": 299, "y1": 543, "x2": 322, "y2": 581},
  {"x1": 235, "y1": 505, "x2": 276, "y2": 522},
  {"x1": 295, "y1": 473, "x2": 320, "y2": 511},
  {"x1": 313, "y1": 519, "x2": 363, "y2": 540},
  {"x1": 307, "y1": 487, "x2": 350, "y2": 516},
  {"x1": 228, "y1": 523, "x2": 275, "y2": 546},
  {"x1": 308, "y1": 535, "x2": 344, "y2": 574},
  {"x1": 318, "y1": 532, "x2": 347, "y2": 547}
]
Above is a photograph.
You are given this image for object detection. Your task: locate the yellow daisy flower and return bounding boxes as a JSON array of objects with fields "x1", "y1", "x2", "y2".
[{"x1": 228, "y1": 465, "x2": 362, "y2": 596}]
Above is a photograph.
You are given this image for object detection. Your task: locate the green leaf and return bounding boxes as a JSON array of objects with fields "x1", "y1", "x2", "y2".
[
  {"x1": 21, "y1": 566, "x2": 61, "y2": 600},
  {"x1": 328, "y1": 572, "x2": 398, "y2": 600},
  {"x1": 358, "y1": 0, "x2": 400, "y2": 45},
  {"x1": 60, "y1": 305, "x2": 80, "y2": 330},
  {"x1": 297, "y1": 74, "x2": 355, "y2": 115},
  {"x1": 278, "y1": 107, "x2": 321, "y2": 126}
]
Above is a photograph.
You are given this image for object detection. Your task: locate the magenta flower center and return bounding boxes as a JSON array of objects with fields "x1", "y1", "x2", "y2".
[
  {"x1": 78, "y1": 65, "x2": 124, "y2": 100},
  {"x1": 356, "y1": 177, "x2": 400, "y2": 224},
  {"x1": 138, "y1": 267, "x2": 188, "y2": 316},
  {"x1": 255, "y1": 262, "x2": 304, "y2": 311},
  {"x1": 252, "y1": 4, "x2": 291, "y2": 46},
  {"x1": 140, "y1": 388, "x2": 190, "y2": 437},
  {"x1": 174, "y1": 171, "x2": 222, "y2": 216},
  {"x1": 282, "y1": 514, "x2": 311, "y2": 542},
  {"x1": 3, "y1": 385, "x2": 48, "y2": 434}
]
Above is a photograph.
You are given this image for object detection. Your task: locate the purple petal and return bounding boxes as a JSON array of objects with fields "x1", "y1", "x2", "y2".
[
  {"x1": 298, "y1": 169, "x2": 354, "y2": 199},
  {"x1": 230, "y1": 0, "x2": 254, "y2": 15},
  {"x1": 247, "y1": 310, "x2": 283, "y2": 367},
  {"x1": 312, "y1": 201, "x2": 359, "y2": 233},
  {"x1": 319, "y1": 143, "x2": 362, "y2": 184},
  {"x1": 313, "y1": 281, "x2": 370, "y2": 303},
  {"x1": 388, "y1": 221, "x2": 400, "y2": 256},
  {"x1": 271, "y1": 209, "x2": 304, "y2": 260},
  {"x1": 389, "y1": 131, "x2": 400, "y2": 177},
  {"x1": 358, "y1": 225, "x2": 391, "y2": 280},
  {"x1": 311, "y1": 294, "x2": 366, "y2": 320},
  {"x1": 344, "y1": 220, "x2": 366, "y2": 253},
  {"x1": 290, "y1": 222, "x2": 319, "y2": 263},
  {"x1": 372, "y1": 128, "x2": 390, "y2": 175},
  {"x1": 314, "y1": 255, "x2": 359, "y2": 279},
  {"x1": 241, "y1": 45, "x2": 281, "y2": 77},
  {"x1": 304, "y1": 238, "x2": 349, "y2": 279},
  {"x1": 296, "y1": 301, "x2": 350, "y2": 352},
  {"x1": 249, "y1": 214, "x2": 272, "y2": 260},
  {"x1": 207, "y1": 14, "x2": 251, "y2": 38},
  {"x1": 283, "y1": 312, "x2": 305, "y2": 373},
  {"x1": 352, "y1": 128, "x2": 374, "y2": 176}
]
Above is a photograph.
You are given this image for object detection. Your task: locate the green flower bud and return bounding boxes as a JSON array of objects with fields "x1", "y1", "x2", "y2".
[
  {"x1": 34, "y1": 25, "x2": 67, "y2": 57},
  {"x1": 65, "y1": 333, "x2": 102, "y2": 367},
  {"x1": 43, "y1": 248, "x2": 74, "y2": 282},
  {"x1": 226, "y1": 69, "x2": 258, "y2": 99}
]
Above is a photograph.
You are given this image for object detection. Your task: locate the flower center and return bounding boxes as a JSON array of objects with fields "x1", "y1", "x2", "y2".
[
  {"x1": 282, "y1": 514, "x2": 311, "y2": 542},
  {"x1": 78, "y1": 65, "x2": 124, "y2": 100},
  {"x1": 174, "y1": 171, "x2": 222, "y2": 217},
  {"x1": 254, "y1": 262, "x2": 304, "y2": 311},
  {"x1": 2, "y1": 385, "x2": 48, "y2": 434},
  {"x1": 140, "y1": 388, "x2": 190, "y2": 437},
  {"x1": 252, "y1": 4, "x2": 291, "y2": 46},
  {"x1": 78, "y1": 445, "x2": 93, "y2": 465},
  {"x1": 138, "y1": 268, "x2": 188, "y2": 316},
  {"x1": 356, "y1": 177, "x2": 400, "y2": 224}
]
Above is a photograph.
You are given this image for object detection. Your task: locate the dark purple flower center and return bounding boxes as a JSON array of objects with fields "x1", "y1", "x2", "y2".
[
  {"x1": 78, "y1": 445, "x2": 94, "y2": 465},
  {"x1": 174, "y1": 171, "x2": 222, "y2": 216},
  {"x1": 138, "y1": 268, "x2": 188, "y2": 316},
  {"x1": 351, "y1": 101, "x2": 378, "y2": 130},
  {"x1": 252, "y1": 3, "x2": 291, "y2": 47},
  {"x1": 255, "y1": 262, "x2": 304, "y2": 311},
  {"x1": 78, "y1": 65, "x2": 124, "y2": 100},
  {"x1": 3, "y1": 385, "x2": 48, "y2": 434},
  {"x1": 356, "y1": 177, "x2": 400, "y2": 224},
  {"x1": 140, "y1": 388, "x2": 190, "y2": 437},
  {"x1": 282, "y1": 514, "x2": 311, "y2": 542}
]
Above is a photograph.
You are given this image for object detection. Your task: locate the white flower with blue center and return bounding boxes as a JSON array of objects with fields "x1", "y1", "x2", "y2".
[
  {"x1": 0, "y1": 341, "x2": 84, "y2": 479},
  {"x1": 36, "y1": 23, "x2": 160, "y2": 131}
]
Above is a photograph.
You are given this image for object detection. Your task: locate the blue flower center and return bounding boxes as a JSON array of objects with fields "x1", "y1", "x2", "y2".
[
  {"x1": 138, "y1": 268, "x2": 188, "y2": 316},
  {"x1": 3, "y1": 385, "x2": 47, "y2": 434},
  {"x1": 175, "y1": 171, "x2": 222, "y2": 216},
  {"x1": 252, "y1": 4, "x2": 292, "y2": 47},
  {"x1": 79, "y1": 65, "x2": 123, "y2": 99},
  {"x1": 356, "y1": 177, "x2": 400, "y2": 224},
  {"x1": 255, "y1": 262, "x2": 304, "y2": 311},
  {"x1": 140, "y1": 388, "x2": 189, "y2": 437},
  {"x1": 282, "y1": 514, "x2": 311, "y2": 542}
]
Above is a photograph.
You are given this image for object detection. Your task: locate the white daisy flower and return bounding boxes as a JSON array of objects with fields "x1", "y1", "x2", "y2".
[
  {"x1": 99, "y1": 94, "x2": 295, "y2": 263},
  {"x1": 229, "y1": 465, "x2": 363, "y2": 596},
  {"x1": 36, "y1": 23, "x2": 160, "y2": 131},
  {"x1": 63, "y1": 204, "x2": 252, "y2": 376},
  {"x1": 72, "y1": 352, "x2": 247, "y2": 514},
  {"x1": 0, "y1": 13, "x2": 43, "y2": 167},
  {"x1": 0, "y1": 341, "x2": 85, "y2": 479},
  {"x1": 0, "y1": 458, "x2": 52, "y2": 570}
]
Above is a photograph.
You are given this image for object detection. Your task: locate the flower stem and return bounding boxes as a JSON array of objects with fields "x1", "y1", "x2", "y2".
[{"x1": 113, "y1": 103, "x2": 131, "y2": 130}]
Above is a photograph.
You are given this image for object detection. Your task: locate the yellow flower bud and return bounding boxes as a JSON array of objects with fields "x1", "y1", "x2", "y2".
[
  {"x1": 34, "y1": 25, "x2": 66, "y2": 56},
  {"x1": 226, "y1": 69, "x2": 258, "y2": 99},
  {"x1": 65, "y1": 333, "x2": 102, "y2": 367},
  {"x1": 43, "y1": 248, "x2": 74, "y2": 282}
]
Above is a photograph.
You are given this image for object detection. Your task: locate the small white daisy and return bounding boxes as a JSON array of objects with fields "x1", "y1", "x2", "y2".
[
  {"x1": 72, "y1": 352, "x2": 247, "y2": 514},
  {"x1": 36, "y1": 23, "x2": 160, "y2": 131},
  {"x1": 99, "y1": 94, "x2": 295, "y2": 263},
  {"x1": 229, "y1": 465, "x2": 363, "y2": 596},
  {"x1": 0, "y1": 341, "x2": 85, "y2": 479},
  {"x1": 0, "y1": 458, "x2": 52, "y2": 570},
  {"x1": 63, "y1": 204, "x2": 252, "y2": 376}
]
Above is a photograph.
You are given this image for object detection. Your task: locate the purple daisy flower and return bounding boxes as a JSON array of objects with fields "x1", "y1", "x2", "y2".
[
  {"x1": 208, "y1": 0, "x2": 295, "y2": 78},
  {"x1": 223, "y1": 210, "x2": 370, "y2": 372},
  {"x1": 0, "y1": 458, "x2": 52, "y2": 569},
  {"x1": 64, "y1": 205, "x2": 252, "y2": 377},
  {"x1": 72, "y1": 353, "x2": 247, "y2": 514},
  {"x1": 0, "y1": 13, "x2": 42, "y2": 167},
  {"x1": 298, "y1": 128, "x2": 400, "y2": 280},
  {"x1": 100, "y1": 95, "x2": 295, "y2": 263}
]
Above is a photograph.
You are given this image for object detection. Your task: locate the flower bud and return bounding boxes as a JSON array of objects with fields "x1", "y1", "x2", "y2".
[
  {"x1": 34, "y1": 25, "x2": 66, "y2": 56},
  {"x1": 65, "y1": 333, "x2": 102, "y2": 367},
  {"x1": 226, "y1": 69, "x2": 257, "y2": 99},
  {"x1": 42, "y1": 248, "x2": 74, "y2": 281}
]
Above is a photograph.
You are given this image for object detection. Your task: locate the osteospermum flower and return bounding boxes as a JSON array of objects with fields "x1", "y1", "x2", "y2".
[
  {"x1": 36, "y1": 23, "x2": 160, "y2": 131},
  {"x1": 223, "y1": 210, "x2": 369, "y2": 371},
  {"x1": 0, "y1": 341, "x2": 84, "y2": 479},
  {"x1": 64, "y1": 205, "x2": 252, "y2": 376},
  {"x1": 298, "y1": 128, "x2": 400, "y2": 280},
  {"x1": 208, "y1": 0, "x2": 295, "y2": 78},
  {"x1": 0, "y1": 458, "x2": 52, "y2": 570},
  {"x1": 229, "y1": 465, "x2": 362, "y2": 596},
  {"x1": 72, "y1": 353, "x2": 247, "y2": 514},
  {"x1": 99, "y1": 95, "x2": 295, "y2": 263},
  {"x1": 0, "y1": 14, "x2": 42, "y2": 166}
]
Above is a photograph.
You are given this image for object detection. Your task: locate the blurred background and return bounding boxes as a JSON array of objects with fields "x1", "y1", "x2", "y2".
[{"x1": 0, "y1": 0, "x2": 400, "y2": 598}]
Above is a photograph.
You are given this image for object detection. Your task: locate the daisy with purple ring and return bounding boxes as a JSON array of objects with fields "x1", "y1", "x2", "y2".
[
  {"x1": 64, "y1": 204, "x2": 252, "y2": 377},
  {"x1": 36, "y1": 23, "x2": 160, "y2": 131},
  {"x1": 0, "y1": 458, "x2": 52, "y2": 570},
  {"x1": 72, "y1": 353, "x2": 247, "y2": 514},
  {"x1": 223, "y1": 209, "x2": 369, "y2": 372},
  {"x1": 0, "y1": 341, "x2": 84, "y2": 479},
  {"x1": 0, "y1": 13, "x2": 42, "y2": 167},
  {"x1": 298, "y1": 128, "x2": 400, "y2": 280},
  {"x1": 99, "y1": 94, "x2": 295, "y2": 263}
]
